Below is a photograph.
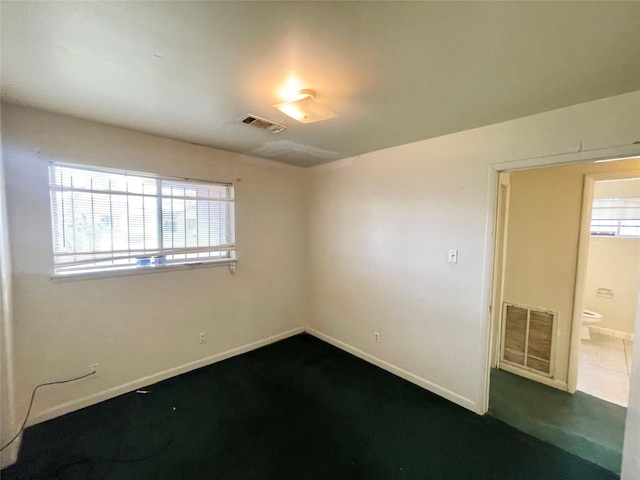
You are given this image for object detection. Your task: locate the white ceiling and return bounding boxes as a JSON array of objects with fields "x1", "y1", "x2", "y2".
[{"x1": 2, "y1": 1, "x2": 639, "y2": 167}]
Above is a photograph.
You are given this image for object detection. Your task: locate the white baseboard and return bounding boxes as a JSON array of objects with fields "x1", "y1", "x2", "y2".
[
  {"x1": 28, "y1": 326, "x2": 482, "y2": 430},
  {"x1": 30, "y1": 326, "x2": 304, "y2": 426},
  {"x1": 497, "y1": 362, "x2": 568, "y2": 392},
  {"x1": 589, "y1": 326, "x2": 634, "y2": 342},
  {"x1": 304, "y1": 327, "x2": 480, "y2": 414}
]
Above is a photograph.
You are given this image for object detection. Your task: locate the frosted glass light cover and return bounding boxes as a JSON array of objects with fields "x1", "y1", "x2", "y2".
[{"x1": 273, "y1": 92, "x2": 337, "y2": 123}]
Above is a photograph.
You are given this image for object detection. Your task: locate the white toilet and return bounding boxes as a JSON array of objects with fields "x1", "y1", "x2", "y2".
[{"x1": 581, "y1": 309, "x2": 602, "y2": 340}]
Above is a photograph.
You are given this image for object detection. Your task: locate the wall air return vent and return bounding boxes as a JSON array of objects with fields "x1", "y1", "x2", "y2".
[
  {"x1": 500, "y1": 303, "x2": 557, "y2": 378},
  {"x1": 241, "y1": 114, "x2": 287, "y2": 133}
]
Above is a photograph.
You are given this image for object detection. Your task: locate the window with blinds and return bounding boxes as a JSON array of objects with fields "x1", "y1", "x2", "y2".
[
  {"x1": 49, "y1": 163, "x2": 235, "y2": 276},
  {"x1": 590, "y1": 197, "x2": 640, "y2": 238}
]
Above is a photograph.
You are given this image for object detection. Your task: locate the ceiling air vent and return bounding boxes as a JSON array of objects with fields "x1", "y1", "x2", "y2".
[{"x1": 241, "y1": 114, "x2": 287, "y2": 133}]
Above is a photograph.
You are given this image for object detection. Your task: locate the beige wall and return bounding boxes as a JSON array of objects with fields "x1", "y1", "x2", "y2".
[
  {"x1": 504, "y1": 158, "x2": 640, "y2": 385},
  {"x1": 584, "y1": 237, "x2": 639, "y2": 334},
  {"x1": 0, "y1": 124, "x2": 18, "y2": 466},
  {"x1": 623, "y1": 292, "x2": 640, "y2": 479},
  {"x1": 1, "y1": 103, "x2": 309, "y2": 426}
]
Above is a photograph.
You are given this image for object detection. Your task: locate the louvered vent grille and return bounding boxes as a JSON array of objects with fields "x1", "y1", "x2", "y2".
[
  {"x1": 241, "y1": 115, "x2": 287, "y2": 133},
  {"x1": 501, "y1": 303, "x2": 556, "y2": 377}
]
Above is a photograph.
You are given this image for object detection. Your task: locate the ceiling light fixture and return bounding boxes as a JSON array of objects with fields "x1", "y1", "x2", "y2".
[{"x1": 273, "y1": 89, "x2": 337, "y2": 123}]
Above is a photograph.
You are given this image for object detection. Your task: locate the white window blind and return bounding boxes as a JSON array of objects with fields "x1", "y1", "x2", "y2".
[
  {"x1": 590, "y1": 197, "x2": 640, "y2": 238},
  {"x1": 49, "y1": 163, "x2": 235, "y2": 275}
]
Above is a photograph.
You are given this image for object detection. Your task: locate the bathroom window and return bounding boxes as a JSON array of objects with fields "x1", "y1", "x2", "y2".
[
  {"x1": 590, "y1": 198, "x2": 640, "y2": 238},
  {"x1": 49, "y1": 163, "x2": 235, "y2": 277}
]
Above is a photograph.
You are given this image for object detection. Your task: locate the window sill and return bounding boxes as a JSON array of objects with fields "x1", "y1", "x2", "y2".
[
  {"x1": 590, "y1": 235, "x2": 640, "y2": 242},
  {"x1": 51, "y1": 258, "x2": 238, "y2": 283}
]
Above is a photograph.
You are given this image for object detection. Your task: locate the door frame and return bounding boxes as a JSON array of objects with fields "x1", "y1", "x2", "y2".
[
  {"x1": 488, "y1": 172, "x2": 510, "y2": 369},
  {"x1": 481, "y1": 144, "x2": 640, "y2": 415}
]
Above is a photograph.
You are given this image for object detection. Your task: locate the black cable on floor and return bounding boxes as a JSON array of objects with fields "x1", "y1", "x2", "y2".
[
  {"x1": 0, "y1": 371, "x2": 96, "y2": 452},
  {"x1": 47, "y1": 424, "x2": 174, "y2": 480}
]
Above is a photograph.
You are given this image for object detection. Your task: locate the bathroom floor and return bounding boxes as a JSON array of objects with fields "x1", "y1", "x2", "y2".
[{"x1": 577, "y1": 332, "x2": 634, "y2": 407}]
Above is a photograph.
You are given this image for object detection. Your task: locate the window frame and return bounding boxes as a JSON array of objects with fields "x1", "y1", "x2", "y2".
[
  {"x1": 590, "y1": 197, "x2": 640, "y2": 239},
  {"x1": 48, "y1": 162, "x2": 237, "y2": 280}
]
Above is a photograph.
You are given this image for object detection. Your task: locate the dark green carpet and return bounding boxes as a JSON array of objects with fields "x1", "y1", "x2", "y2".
[
  {"x1": 489, "y1": 368, "x2": 626, "y2": 474},
  {"x1": 2, "y1": 334, "x2": 618, "y2": 479}
]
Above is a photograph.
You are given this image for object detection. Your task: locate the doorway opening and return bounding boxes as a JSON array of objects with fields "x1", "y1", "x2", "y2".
[
  {"x1": 576, "y1": 178, "x2": 639, "y2": 407},
  {"x1": 487, "y1": 156, "x2": 640, "y2": 474}
]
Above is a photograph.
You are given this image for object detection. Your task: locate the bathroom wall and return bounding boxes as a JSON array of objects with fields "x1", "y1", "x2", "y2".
[
  {"x1": 594, "y1": 178, "x2": 640, "y2": 199},
  {"x1": 503, "y1": 158, "x2": 640, "y2": 387},
  {"x1": 584, "y1": 237, "x2": 639, "y2": 335},
  {"x1": 583, "y1": 179, "x2": 640, "y2": 335}
]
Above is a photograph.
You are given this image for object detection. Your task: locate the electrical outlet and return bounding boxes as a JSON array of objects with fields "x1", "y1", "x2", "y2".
[
  {"x1": 374, "y1": 331, "x2": 380, "y2": 344},
  {"x1": 199, "y1": 331, "x2": 207, "y2": 344},
  {"x1": 89, "y1": 363, "x2": 100, "y2": 376}
]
